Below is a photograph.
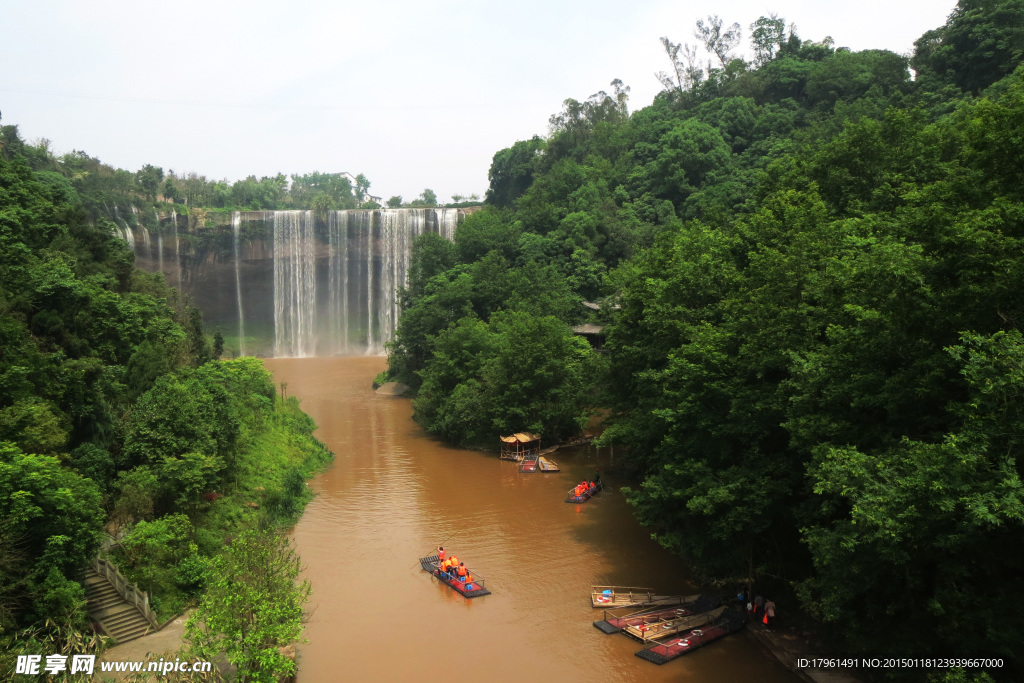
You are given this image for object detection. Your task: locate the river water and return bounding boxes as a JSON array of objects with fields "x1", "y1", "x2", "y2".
[{"x1": 264, "y1": 356, "x2": 797, "y2": 682}]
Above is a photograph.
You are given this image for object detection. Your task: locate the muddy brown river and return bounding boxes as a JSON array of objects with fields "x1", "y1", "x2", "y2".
[{"x1": 265, "y1": 357, "x2": 798, "y2": 682}]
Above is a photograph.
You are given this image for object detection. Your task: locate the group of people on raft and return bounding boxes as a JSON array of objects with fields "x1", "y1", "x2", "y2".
[
  {"x1": 435, "y1": 547, "x2": 474, "y2": 585},
  {"x1": 572, "y1": 479, "x2": 599, "y2": 498}
]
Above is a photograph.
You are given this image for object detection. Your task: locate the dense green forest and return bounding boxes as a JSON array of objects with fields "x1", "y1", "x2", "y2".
[
  {"x1": 0, "y1": 118, "x2": 330, "y2": 680},
  {"x1": 384, "y1": 2, "x2": 1024, "y2": 678}
]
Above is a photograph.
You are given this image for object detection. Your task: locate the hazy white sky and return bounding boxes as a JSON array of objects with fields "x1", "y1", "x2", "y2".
[{"x1": 1, "y1": 0, "x2": 955, "y2": 204}]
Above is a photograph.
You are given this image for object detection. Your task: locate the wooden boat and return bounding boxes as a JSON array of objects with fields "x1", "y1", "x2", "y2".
[
  {"x1": 537, "y1": 456, "x2": 560, "y2": 472},
  {"x1": 591, "y1": 586, "x2": 695, "y2": 609},
  {"x1": 418, "y1": 555, "x2": 491, "y2": 598},
  {"x1": 592, "y1": 594, "x2": 713, "y2": 633},
  {"x1": 635, "y1": 608, "x2": 747, "y2": 664},
  {"x1": 519, "y1": 454, "x2": 539, "y2": 472},
  {"x1": 565, "y1": 480, "x2": 603, "y2": 503},
  {"x1": 623, "y1": 605, "x2": 727, "y2": 642}
]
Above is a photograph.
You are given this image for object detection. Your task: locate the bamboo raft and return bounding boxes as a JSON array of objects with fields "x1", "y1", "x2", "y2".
[
  {"x1": 418, "y1": 555, "x2": 491, "y2": 598},
  {"x1": 592, "y1": 594, "x2": 713, "y2": 634},
  {"x1": 566, "y1": 480, "x2": 604, "y2": 503},
  {"x1": 624, "y1": 605, "x2": 727, "y2": 642},
  {"x1": 537, "y1": 456, "x2": 560, "y2": 472},
  {"x1": 591, "y1": 586, "x2": 688, "y2": 609},
  {"x1": 635, "y1": 608, "x2": 747, "y2": 664},
  {"x1": 519, "y1": 454, "x2": 539, "y2": 472}
]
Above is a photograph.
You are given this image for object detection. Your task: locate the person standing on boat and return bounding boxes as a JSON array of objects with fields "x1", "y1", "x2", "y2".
[
  {"x1": 594, "y1": 468, "x2": 601, "y2": 484},
  {"x1": 438, "y1": 546, "x2": 445, "y2": 562}
]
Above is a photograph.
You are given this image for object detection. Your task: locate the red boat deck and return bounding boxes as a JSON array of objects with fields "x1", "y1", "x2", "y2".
[{"x1": 635, "y1": 609, "x2": 746, "y2": 664}]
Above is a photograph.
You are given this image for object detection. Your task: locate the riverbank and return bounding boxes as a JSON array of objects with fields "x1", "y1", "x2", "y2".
[{"x1": 746, "y1": 622, "x2": 861, "y2": 683}]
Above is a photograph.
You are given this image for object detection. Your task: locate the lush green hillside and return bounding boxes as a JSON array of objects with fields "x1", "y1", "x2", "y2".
[
  {"x1": 0, "y1": 124, "x2": 330, "y2": 682},
  {"x1": 387, "y1": 2, "x2": 1024, "y2": 677}
]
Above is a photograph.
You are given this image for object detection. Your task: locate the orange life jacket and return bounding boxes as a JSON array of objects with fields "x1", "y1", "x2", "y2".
[
  {"x1": 438, "y1": 548, "x2": 445, "y2": 561},
  {"x1": 449, "y1": 556, "x2": 458, "y2": 568},
  {"x1": 457, "y1": 564, "x2": 467, "y2": 577}
]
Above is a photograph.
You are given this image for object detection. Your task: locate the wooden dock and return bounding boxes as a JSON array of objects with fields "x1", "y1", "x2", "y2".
[{"x1": 591, "y1": 586, "x2": 694, "y2": 609}]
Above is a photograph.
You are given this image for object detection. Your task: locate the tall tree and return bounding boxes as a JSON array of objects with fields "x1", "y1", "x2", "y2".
[
  {"x1": 695, "y1": 15, "x2": 742, "y2": 68},
  {"x1": 749, "y1": 14, "x2": 787, "y2": 67}
]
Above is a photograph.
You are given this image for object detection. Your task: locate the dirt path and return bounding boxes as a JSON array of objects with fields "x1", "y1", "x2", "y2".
[{"x1": 96, "y1": 612, "x2": 190, "y2": 680}]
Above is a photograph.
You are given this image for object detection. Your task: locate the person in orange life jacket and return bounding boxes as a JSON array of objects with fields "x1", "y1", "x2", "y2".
[
  {"x1": 457, "y1": 563, "x2": 468, "y2": 581},
  {"x1": 588, "y1": 481, "x2": 596, "y2": 492},
  {"x1": 438, "y1": 546, "x2": 445, "y2": 562},
  {"x1": 447, "y1": 556, "x2": 459, "y2": 578}
]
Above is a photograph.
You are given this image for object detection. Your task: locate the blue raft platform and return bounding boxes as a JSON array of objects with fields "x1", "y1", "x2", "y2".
[{"x1": 418, "y1": 555, "x2": 492, "y2": 598}]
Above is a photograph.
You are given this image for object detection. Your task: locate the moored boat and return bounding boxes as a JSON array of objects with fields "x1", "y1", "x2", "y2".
[
  {"x1": 418, "y1": 555, "x2": 491, "y2": 598},
  {"x1": 565, "y1": 480, "x2": 603, "y2": 503},
  {"x1": 623, "y1": 605, "x2": 727, "y2": 642},
  {"x1": 593, "y1": 594, "x2": 716, "y2": 634},
  {"x1": 537, "y1": 456, "x2": 560, "y2": 472},
  {"x1": 519, "y1": 454, "x2": 539, "y2": 472},
  {"x1": 591, "y1": 586, "x2": 688, "y2": 609},
  {"x1": 635, "y1": 608, "x2": 747, "y2": 664}
]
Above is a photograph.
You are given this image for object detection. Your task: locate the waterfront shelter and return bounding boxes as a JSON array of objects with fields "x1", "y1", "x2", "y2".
[{"x1": 500, "y1": 432, "x2": 541, "y2": 460}]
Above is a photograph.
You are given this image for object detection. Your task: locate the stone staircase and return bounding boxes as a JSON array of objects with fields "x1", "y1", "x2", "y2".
[{"x1": 84, "y1": 565, "x2": 155, "y2": 643}]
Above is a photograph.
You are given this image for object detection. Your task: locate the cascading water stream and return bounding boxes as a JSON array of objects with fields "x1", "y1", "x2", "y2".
[
  {"x1": 222, "y1": 208, "x2": 462, "y2": 357},
  {"x1": 171, "y1": 209, "x2": 182, "y2": 290},
  {"x1": 272, "y1": 211, "x2": 317, "y2": 357},
  {"x1": 232, "y1": 212, "x2": 247, "y2": 357}
]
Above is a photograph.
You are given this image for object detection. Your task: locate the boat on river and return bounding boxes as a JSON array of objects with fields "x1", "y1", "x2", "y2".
[
  {"x1": 418, "y1": 555, "x2": 491, "y2": 598},
  {"x1": 593, "y1": 594, "x2": 717, "y2": 634},
  {"x1": 623, "y1": 605, "x2": 727, "y2": 642},
  {"x1": 565, "y1": 480, "x2": 603, "y2": 503},
  {"x1": 537, "y1": 456, "x2": 560, "y2": 472},
  {"x1": 635, "y1": 608, "x2": 747, "y2": 664},
  {"x1": 519, "y1": 454, "x2": 539, "y2": 472},
  {"x1": 591, "y1": 586, "x2": 689, "y2": 609}
]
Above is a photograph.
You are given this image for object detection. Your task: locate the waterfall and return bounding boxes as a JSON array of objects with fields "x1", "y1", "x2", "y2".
[
  {"x1": 232, "y1": 212, "x2": 246, "y2": 357},
  {"x1": 272, "y1": 211, "x2": 317, "y2": 358},
  {"x1": 242, "y1": 208, "x2": 458, "y2": 357},
  {"x1": 158, "y1": 234, "x2": 164, "y2": 275},
  {"x1": 171, "y1": 209, "x2": 182, "y2": 290},
  {"x1": 436, "y1": 208, "x2": 459, "y2": 240},
  {"x1": 327, "y1": 211, "x2": 349, "y2": 354},
  {"x1": 123, "y1": 222, "x2": 135, "y2": 252}
]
